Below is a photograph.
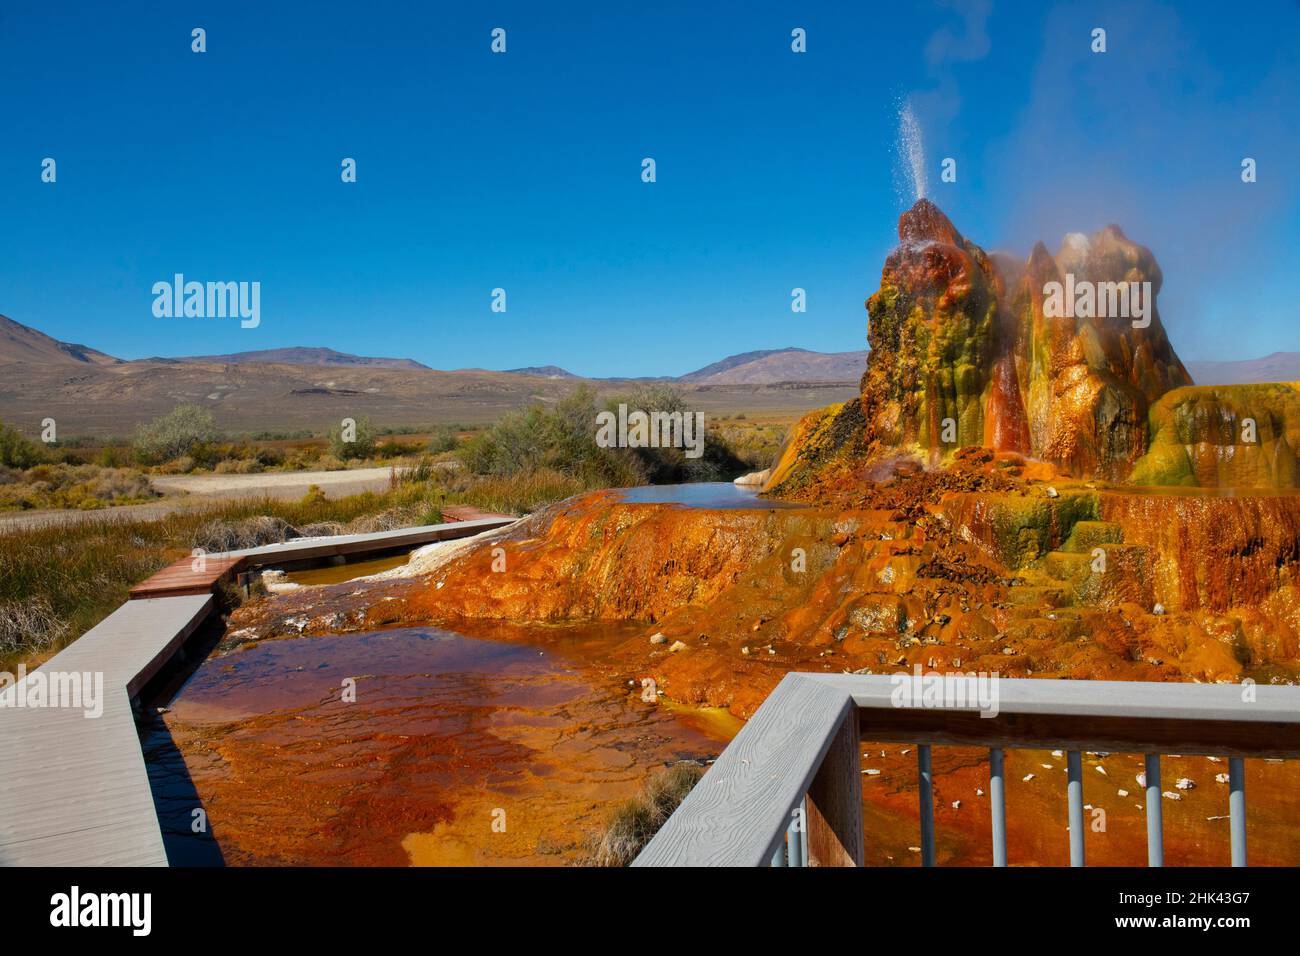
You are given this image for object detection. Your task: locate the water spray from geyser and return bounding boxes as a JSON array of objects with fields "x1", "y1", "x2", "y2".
[{"x1": 896, "y1": 98, "x2": 927, "y2": 205}]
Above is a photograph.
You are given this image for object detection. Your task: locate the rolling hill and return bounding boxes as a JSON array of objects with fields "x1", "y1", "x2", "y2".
[
  {"x1": 160, "y1": 347, "x2": 429, "y2": 370},
  {"x1": 1185, "y1": 353, "x2": 1300, "y2": 386},
  {"x1": 0, "y1": 314, "x2": 857, "y2": 435}
]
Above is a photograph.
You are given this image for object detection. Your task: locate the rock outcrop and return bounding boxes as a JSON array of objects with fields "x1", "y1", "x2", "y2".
[{"x1": 767, "y1": 200, "x2": 1194, "y2": 492}]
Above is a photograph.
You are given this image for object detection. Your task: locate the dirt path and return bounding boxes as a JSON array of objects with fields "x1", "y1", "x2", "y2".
[{"x1": 0, "y1": 467, "x2": 394, "y2": 533}]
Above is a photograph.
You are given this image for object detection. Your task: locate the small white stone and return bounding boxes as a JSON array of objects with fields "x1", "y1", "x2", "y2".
[
  {"x1": 1023, "y1": 773, "x2": 1036, "y2": 782},
  {"x1": 951, "y1": 800, "x2": 961, "y2": 810},
  {"x1": 1136, "y1": 772, "x2": 1147, "y2": 787},
  {"x1": 1118, "y1": 789, "x2": 1129, "y2": 797},
  {"x1": 1162, "y1": 791, "x2": 1182, "y2": 801},
  {"x1": 1095, "y1": 765, "x2": 1108, "y2": 776},
  {"x1": 1051, "y1": 750, "x2": 1063, "y2": 758},
  {"x1": 1215, "y1": 773, "x2": 1230, "y2": 784},
  {"x1": 1175, "y1": 777, "x2": 1196, "y2": 790}
]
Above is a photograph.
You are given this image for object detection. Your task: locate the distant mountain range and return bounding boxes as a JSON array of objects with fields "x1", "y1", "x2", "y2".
[
  {"x1": 1184, "y1": 353, "x2": 1300, "y2": 386},
  {"x1": 503, "y1": 365, "x2": 581, "y2": 379},
  {"x1": 0, "y1": 315, "x2": 868, "y2": 384},
  {"x1": 4, "y1": 312, "x2": 1297, "y2": 435},
  {"x1": 0, "y1": 314, "x2": 121, "y2": 367},
  {"x1": 505, "y1": 348, "x2": 870, "y2": 385},
  {"x1": 154, "y1": 346, "x2": 429, "y2": 370},
  {"x1": 678, "y1": 347, "x2": 869, "y2": 385},
  {"x1": 0, "y1": 314, "x2": 860, "y2": 434}
]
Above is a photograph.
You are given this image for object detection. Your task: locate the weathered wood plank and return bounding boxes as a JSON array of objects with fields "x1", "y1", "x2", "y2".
[
  {"x1": 0, "y1": 597, "x2": 212, "y2": 867},
  {"x1": 806, "y1": 708, "x2": 864, "y2": 866},
  {"x1": 804, "y1": 674, "x2": 1300, "y2": 758},
  {"x1": 806, "y1": 674, "x2": 1300, "y2": 725},
  {"x1": 129, "y1": 556, "x2": 244, "y2": 600},
  {"x1": 633, "y1": 674, "x2": 854, "y2": 867},
  {"x1": 220, "y1": 516, "x2": 516, "y2": 565}
]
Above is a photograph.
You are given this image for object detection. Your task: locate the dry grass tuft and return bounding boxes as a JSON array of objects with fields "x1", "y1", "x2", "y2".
[{"x1": 582, "y1": 763, "x2": 704, "y2": 866}]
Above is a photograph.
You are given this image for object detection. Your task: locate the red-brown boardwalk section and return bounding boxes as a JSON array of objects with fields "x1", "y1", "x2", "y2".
[
  {"x1": 0, "y1": 513, "x2": 517, "y2": 866},
  {"x1": 127, "y1": 506, "x2": 512, "y2": 600},
  {"x1": 128, "y1": 556, "x2": 244, "y2": 600}
]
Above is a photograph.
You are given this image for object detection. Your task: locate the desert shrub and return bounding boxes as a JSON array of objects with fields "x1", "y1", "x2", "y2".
[
  {"x1": 296, "y1": 521, "x2": 345, "y2": 538},
  {"x1": 96, "y1": 445, "x2": 131, "y2": 468},
  {"x1": 213, "y1": 458, "x2": 264, "y2": 475},
  {"x1": 157, "y1": 456, "x2": 196, "y2": 474},
  {"x1": 601, "y1": 385, "x2": 749, "y2": 483},
  {"x1": 0, "y1": 421, "x2": 45, "y2": 469},
  {"x1": 133, "y1": 404, "x2": 221, "y2": 464},
  {"x1": 584, "y1": 763, "x2": 704, "y2": 866},
  {"x1": 0, "y1": 463, "x2": 155, "y2": 511},
  {"x1": 191, "y1": 515, "x2": 300, "y2": 553},
  {"x1": 376, "y1": 438, "x2": 421, "y2": 458},
  {"x1": 0, "y1": 597, "x2": 67, "y2": 654},
  {"x1": 328, "y1": 416, "x2": 376, "y2": 460},
  {"x1": 393, "y1": 456, "x2": 438, "y2": 486},
  {"x1": 301, "y1": 484, "x2": 327, "y2": 506},
  {"x1": 427, "y1": 426, "x2": 460, "y2": 455},
  {"x1": 458, "y1": 386, "x2": 644, "y2": 487},
  {"x1": 457, "y1": 385, "x2": 747, "y2": 490},
  {"x1": 79, "y1": 467, "x2": 154, "y2": 503}
]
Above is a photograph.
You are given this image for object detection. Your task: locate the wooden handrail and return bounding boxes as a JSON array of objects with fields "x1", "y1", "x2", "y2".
[{"x1": 634, "y1": 673, "x2": 1300, "y2": 867}]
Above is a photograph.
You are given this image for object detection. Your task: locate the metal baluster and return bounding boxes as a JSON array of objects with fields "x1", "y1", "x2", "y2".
[
  {"x1": 771, "y1": 840, "x2": 786, "y2": 867},
  {"x1": 1144, "y1": 753, "x2": 1163, "y2": 867},
  {"x1": 1229, "y1": 757, "x2": 1247, "y2": 867},
  {"x1": 1067, "y1": 750, "x2": 1085, "y2": 866},
  {"x1": 918, "y1": 745, "x2": 936, "y2": 866},
  {"x1": 989, "y1": 747, "x2": 1007, "y2": 867}
]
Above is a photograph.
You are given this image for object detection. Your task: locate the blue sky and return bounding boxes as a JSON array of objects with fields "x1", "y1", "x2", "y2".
[{"x1": 2, "y1": 0, "x2": 1297, "y2": 377}]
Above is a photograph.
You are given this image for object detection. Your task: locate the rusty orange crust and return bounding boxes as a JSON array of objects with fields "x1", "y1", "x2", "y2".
[{"x1": 212, "y1": 468, "x2": 1300, "y2": 865}]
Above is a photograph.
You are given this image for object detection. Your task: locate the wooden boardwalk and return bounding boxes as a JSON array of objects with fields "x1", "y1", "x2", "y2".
[
  {"x1": 128, "y1": 515, "x2": 515, "y2": 599},
  {"x1": 129, "y1": 556, "x2": 244, "y2": 600},
  {"x1": 0, "y1": 515, "x2": 518, "y2": 866},
  {"x1": 0, "y1": 596, "x2": 213, "y2": 866}
]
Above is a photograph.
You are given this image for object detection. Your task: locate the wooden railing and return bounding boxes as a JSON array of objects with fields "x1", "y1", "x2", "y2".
[{"x1": 632, "y1": 673, "x2": 1300, "y2": 867}]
